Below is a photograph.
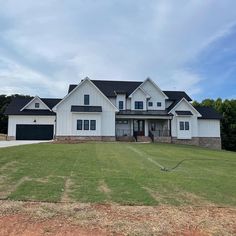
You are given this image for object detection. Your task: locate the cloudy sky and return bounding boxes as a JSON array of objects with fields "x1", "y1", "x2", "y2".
[{"x1": 0, "y1": 0, "x2": 236, "y2": 101}]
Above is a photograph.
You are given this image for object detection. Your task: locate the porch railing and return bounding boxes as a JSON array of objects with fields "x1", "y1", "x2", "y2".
[
  {"x1": 150, "y1": 129, "x2": 170, "y2": 137},
  {"x1": 116, "y1": 129, "x2": 132, "y2": 137}
]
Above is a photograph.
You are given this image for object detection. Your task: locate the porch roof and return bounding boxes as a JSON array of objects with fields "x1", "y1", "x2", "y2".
[{"x1": 117, "y1": 110, "x2": 172, "y2": 119}]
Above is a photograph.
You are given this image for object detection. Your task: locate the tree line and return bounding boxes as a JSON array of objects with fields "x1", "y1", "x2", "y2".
[
  {"x1": 0, "y1": 95, "x2": 235, "y2": 151},
  {"x1": 193, "y1": 98, "x2": 236, "y2": 151}
]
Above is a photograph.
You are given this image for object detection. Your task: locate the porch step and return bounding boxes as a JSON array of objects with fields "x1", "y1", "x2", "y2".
[{"x1": 136, "y1": 136, "x2": 152, "y2": 143}]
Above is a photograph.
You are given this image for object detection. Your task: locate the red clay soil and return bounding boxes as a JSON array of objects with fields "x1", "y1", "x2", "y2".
[{"x1": 0, "y1": 201, "x2": 235, "y2": 236}]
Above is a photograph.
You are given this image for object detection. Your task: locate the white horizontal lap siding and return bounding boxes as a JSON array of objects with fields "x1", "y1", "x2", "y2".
[
  {"x1": 141, "y1": 80, "x2": 166, "y2": 110},
  {"x1": 198, "y1": 119, "x2": 220, "y2": 137},
  {"x1": 131, "y1": 89, "x2": 147, "y2": 110},
  {"x1": 56, "y1": 80, "x2": 116, "y2": 136},
  {"x1": 8, "y1": 115, "x2": 56, "y2": 137}
]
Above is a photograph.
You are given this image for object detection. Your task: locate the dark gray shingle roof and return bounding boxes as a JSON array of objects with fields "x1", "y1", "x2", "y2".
[
  {"x1": 4, "y1": 97, "x2": 61, "y2": 116},
  {"x1": 195, "y1": 106, "x2": 222, "y2": 119},
  {"x1": 175, "y1": 110, "x2": 193, "y2": 115}
]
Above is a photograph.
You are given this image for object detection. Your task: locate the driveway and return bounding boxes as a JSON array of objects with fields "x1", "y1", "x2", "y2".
[{"x1": 0, "y1": 140, "x2": 50, "y2": 148}]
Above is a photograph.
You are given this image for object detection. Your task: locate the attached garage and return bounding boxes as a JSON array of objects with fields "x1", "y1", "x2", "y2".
[{"x1": 16, "y1": 124, "x2": 54, "y2": 140}]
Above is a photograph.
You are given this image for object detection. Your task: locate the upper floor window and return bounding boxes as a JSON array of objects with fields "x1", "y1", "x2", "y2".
[
  {"x1": 84, "y1": 94, "x2": 89, "y2": 105},
  {"x1": 148, "y1": 102, "x2": 153, "y2": 107},
  {"x1": 119, "y1": 101, "x2": 124, "y2": 110},
  {"x1": 135, "y1": 101, "x2": 143, "y2": 109},
  {"x1": 35, "y1": 103, "x2": 40, "y2": 108},
  {"x1": 157, "y1": 102, "x2": 162, "y2": 107},
  {"x1": 179, "y1": 121, "x2": 190, "y2": 130}
]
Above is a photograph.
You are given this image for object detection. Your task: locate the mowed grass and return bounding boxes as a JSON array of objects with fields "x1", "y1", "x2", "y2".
[{"x1": 0, "y1": 142, "x2": 235, "y2": 206}]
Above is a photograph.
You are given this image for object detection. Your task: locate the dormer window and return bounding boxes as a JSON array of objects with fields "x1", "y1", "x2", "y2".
[
  {"x1": 119, "y1": 101, "x2": 124, "y2": 110},
  {"x1": 84, "y1": 95, "x2": 89, "y2": 105},
  {"x1": 35, "y1": 103, "x2": 40, "y2": 108}
]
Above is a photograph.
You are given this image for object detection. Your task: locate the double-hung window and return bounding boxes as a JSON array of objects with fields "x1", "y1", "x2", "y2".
[
  {"x1": 135, "y1": 101, "x2": 143, "y2": 109},
  {"x1": 84, "y1": 120, "x2": 89, "y2": 130},
  {"x1": 119, "y1": 101, "x2": 124, "y2": 110},
  {"x1": 84, "y1": 94, "x2": 89, "y2": 105},
  {"x1": 77, "y1": 120, "x2": 83, "y2": 130},
  {"x1": 90, "y1": 120, "x2": 96, "y2": 130},
  {"x1": 179, "y1": 121, "x2": 190, "y2": 130}
]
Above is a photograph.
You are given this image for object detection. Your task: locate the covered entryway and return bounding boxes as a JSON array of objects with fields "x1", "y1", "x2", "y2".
[
  {"x1": 133, "y1": 120, "x2": 145, "y2": 137},
  {"x1": 16, "y1": 124, "x2": 54, "y2": 140}
]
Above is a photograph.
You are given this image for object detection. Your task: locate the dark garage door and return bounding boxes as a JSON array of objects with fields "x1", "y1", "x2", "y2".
[{"x1": 16, "y1": 124, "x2": 54, "y2": 140}]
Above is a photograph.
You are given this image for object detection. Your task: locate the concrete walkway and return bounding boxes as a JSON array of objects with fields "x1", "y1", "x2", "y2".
[{"x1": 0, "y1": 141, "x2": 50, "y2": 148}]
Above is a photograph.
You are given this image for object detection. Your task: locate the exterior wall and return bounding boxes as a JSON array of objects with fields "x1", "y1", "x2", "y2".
[
  {"x1": 154, "y1": 136, "x2": 171, "y2": 143},
  {"x1": 141, "y1": 79, "x2": 166, "y2": 110},
  {"x1": 56, "y1": 80, "x2": 116, "y2": 137},
  {"x1": 126, "y1": 98, "x2": 131, "y2": 109},
  {"x1": 8, "y1": 115, "x2": 56, "y2": 138},
  {"x1": 56, "y1": 136, "x2": 115, "y2": 142},
  {"x1": 71, "y1": 113, "x2": 101, "y2": 136},
  {"x1": 165, "y1": 100, "x2": 173, "y2": 109},
  {"x1": 131, "y1": 88, "x2": 147, "y2": 110},
  {"x1": 170, "y1": 100, "x2": 199, "y2": 139},
  {"x1": 25, "y1": 97, "x2": 49, "y2": 110},
  {"x1": 198, "y1": 119, "x2": 220, "y2": 137},
  {"x1": 109, "y1": 98, "x2": 116, "y2": 107},
  {"x1": 116, "y1": 119, "x2": 131, "y2": 136},
  {"x1": 116, "y1": 94, "x2": 126, "y2": 110}
]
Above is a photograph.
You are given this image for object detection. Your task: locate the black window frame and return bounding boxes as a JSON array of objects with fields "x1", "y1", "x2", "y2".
[
  {"x1": 179, "y1": 121, "x2": 184, "y2": 130},
  {"x1": 148, "y1": 101, "x2": 153, "y2": 107},
  {"x1": 84, "y1": 120, "x2": 89, "y2": 130},
  {"x1": 135, "y1": 101, "x2": 143, "y2": 109},
  {"x1": 77, "y1": 120, "x2": 83, "y2": 130},
  {"x1": 84, "y1": 94, "x2": 90, "y2": 105},
  {"x1": 35, "y1": 103, "x2": 40, "y2": 108},
  {"x1": 157, "y1": 102, "x2": 162, "y2": 107},
  {"x1": 119, "y1": 101, "x2": 124, "y2": 110},
  {"x1": 90, "y1": 120, "x2": 96, "y2": 130},
  {"x1": 185, "y1": 121, "x2": 190, "y2": 130}
]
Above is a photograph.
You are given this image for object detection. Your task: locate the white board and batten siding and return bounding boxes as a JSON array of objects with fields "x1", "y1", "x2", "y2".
[
  {"x1": 8, "y1": 115, "x2": 56, "y2": 137},
  {"x1": 141, "y1": 79, "x2": 166, "y2": 110},
  {"x1": 55, "y1": 80, "x2": 116, "y2": 137},
  {"x1": 130, "y1": 88, "x2": 147, "y2": 110},
  {"x1": 170, "y1": 99, "x2": 200, "y2": 139},
  {"x1": 198, "y1": 119, "x2": 221, "y2": 137}
]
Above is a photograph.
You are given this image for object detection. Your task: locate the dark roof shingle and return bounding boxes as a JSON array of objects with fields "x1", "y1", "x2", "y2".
[
  {"x1": 195, "y1": 106, "x2": 222, "y2": 119},
  {"x1": 71, "y1": 105, "x2": 102, "y2": 112},
  {"x1": 4, "y1": 97, "x2": 61, "y2": 116},
  {"x1": 175, "y1": 110, "x2": 193, "y2": 115}
]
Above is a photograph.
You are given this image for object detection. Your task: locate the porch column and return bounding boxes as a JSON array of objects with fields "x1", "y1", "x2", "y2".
[
  {"x1": 145, "y1": 120, "x2": 148, "y2": 136},
  {"x1": 130, "y1": 119, "x2": 133, "y2": 136}
]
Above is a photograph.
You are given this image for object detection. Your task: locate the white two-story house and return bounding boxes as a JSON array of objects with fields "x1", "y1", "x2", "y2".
[{"x1": 5, "y1": 77, "x2": 222, "y2": 149}]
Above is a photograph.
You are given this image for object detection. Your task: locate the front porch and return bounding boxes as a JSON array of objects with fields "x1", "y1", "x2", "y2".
[{"x1": 115, "y1": 117, "x2": 171, "y2": 142}]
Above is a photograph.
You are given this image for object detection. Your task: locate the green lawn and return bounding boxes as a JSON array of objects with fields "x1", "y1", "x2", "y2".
[{"x1": 0, "y1": 142, "x2": 235, "y2": 206}]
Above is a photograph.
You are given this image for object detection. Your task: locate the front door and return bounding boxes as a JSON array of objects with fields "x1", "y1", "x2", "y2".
[{"x1": 133, "y1": 120, "x2": 145, "y2": 136}]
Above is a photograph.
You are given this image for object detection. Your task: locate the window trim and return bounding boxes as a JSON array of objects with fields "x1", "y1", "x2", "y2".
[
  {"x1": 185, "y1": 121, "x2": 190, "y2": 130},
  {"x1": 84, "y1": 94, "x2": 90, "y2": 105},
  {"x1": 148, "y1": 101, "x2": 153, "y2": 107}
]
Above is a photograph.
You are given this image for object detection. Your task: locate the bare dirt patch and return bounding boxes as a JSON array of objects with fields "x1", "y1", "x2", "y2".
[{"x1": 0, "y1": 200, "x2": 235, "y2": 236}]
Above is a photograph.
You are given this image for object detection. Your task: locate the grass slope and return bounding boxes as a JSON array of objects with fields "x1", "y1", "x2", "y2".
[{"x1": 0, "y1": 142, "x2": 235, "y2": 206}]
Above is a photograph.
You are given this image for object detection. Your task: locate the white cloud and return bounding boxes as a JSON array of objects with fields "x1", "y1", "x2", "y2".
[{"x1": 0, "y1": 0, "x2": 236, "y2": 98}]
